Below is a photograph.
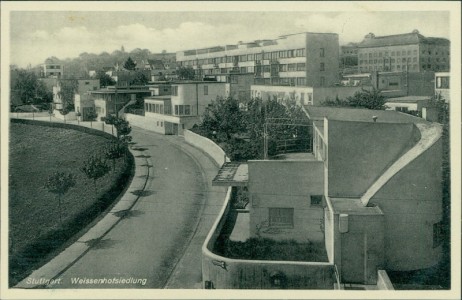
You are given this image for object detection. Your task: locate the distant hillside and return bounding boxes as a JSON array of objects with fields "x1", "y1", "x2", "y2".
[{"x1": 37, "y1": 48, "x2": 176, "y2": 79}]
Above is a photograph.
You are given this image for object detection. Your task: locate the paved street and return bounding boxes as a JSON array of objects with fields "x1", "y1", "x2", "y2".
[{"x1": 47, "y1": 127, "x2": 226, "y2": 289}]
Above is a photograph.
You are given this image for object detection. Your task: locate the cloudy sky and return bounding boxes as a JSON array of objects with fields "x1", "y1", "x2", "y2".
[{"x1": 9, "y1": 8, "x2": 450, "y2": 68}]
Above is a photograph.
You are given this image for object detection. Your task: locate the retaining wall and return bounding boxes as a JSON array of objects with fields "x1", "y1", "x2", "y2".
[
  {"x1": 184, "y1": 129, "x2": 229, "y2": 167},
  {"x1": 125, "y1": 113, "x2": 167, "y2": 135}
]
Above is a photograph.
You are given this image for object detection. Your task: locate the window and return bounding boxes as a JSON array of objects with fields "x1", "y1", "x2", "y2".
[
  {"x1": 172, "y1": 86, "x2": 178, "y2": 96},
  {"x1": 279, "y1": 64, "x2": 287, "y2": 72},
  {"x1": 433, "y1": 222, "x2": 443, "y2": 248},
  {"x1": 436, "y1": 76, "x2": 450, "y2": 88},
  {"x1": 391, "y1": 51, "x2": 395, "y2": 56},
  {"x1": 296, "y1": 48, "x2": 305, "y2": 57},
  {"x1": 174, "y1": 105, "x2": 191, "y2": 116},
  {"x1": 204, "y1": 85, "x2": 208, "y2": 95},
  {"x1": 320, "y1": 48, "x2": 325, "y2": 57},
  {"x1": 297, "y1": 63, "x2": 306, "y2": 71},
  {"x1": 269, "y1": 208, "x2": 294, "y2": 227},
  {"x1": 320, "y1": 63, "x2": 325, "y2": 71},
  {"x1": 310, "y1": 195, "x2": 323, "y2": 206},
  {"x1": 288, "y1": 64, "x2": 296, "y2": 71},
  {"x1": 296, "y1": 77, "x2": 306, "y2": 86},
  {"x1": 320, "y1": 76, "x2": 325, "y2": 87},
  {"x1": 396, "y1": 106, "x2": 409, "y2": 112}
]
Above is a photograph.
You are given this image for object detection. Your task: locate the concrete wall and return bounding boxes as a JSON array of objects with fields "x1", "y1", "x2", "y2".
[
  {"x1": 184, "y1": 129, "x2": 229, "y2": 167},
  {"x1": 125, "y1": 113, "x2": 167, "y2": 135},
  {"x1": 327, "y1": 120, "x2": 420, "y2": 198},
  {"x1": 370, "y1": 139, "x2": 443, "y2": 271},
  {"x1": 377, "y1": 270, "x2": 395, "y2": 290},
  {"x1": 338, "y1": 213, "x2": 385, "y2": 284},
  {"x1": 306, "y1": 33, "x2": 339, "y2": 87},
  {"x1": 202, "y1": 188, "x2": 335, "y2": 289},
  {"x1": 248, "y1": 160, "x2": 325, "y2": 242}
]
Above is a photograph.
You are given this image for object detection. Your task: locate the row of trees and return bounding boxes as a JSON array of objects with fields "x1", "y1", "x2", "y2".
[
  {"x1": 193, "y1": 96, "x2": 311, "y2": 161},
  {"x1": 44, "y1": 117, "x2": 132, "y2": 224}
]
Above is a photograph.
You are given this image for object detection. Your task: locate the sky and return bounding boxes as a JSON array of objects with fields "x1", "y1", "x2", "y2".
[{"x1": 9, "y1": 9, "x2": 450, "y2": 68}]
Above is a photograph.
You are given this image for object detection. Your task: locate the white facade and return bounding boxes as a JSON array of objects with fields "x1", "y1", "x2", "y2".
[
  {"x1": 143, "y1": 82, "x2": 227, "y2": 135},
  {"x1": 435, "y1": 72, "x2": 450, "y2": 103},
  {"x1": 251, "y1": 85, "x2": 314, "y2": 106}
]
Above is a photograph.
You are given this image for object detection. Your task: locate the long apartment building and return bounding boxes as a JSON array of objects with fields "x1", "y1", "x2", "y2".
[
  {"x1": 176, "y1": 32, "x2": 339, "y2": 88},
  {"x1": 357, "y1": 30, "x2": 450, "y2": 73}
]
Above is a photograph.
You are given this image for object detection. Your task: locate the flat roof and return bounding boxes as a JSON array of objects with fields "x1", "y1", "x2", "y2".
[
  {"x1": 212, "y1": 162, "x2": 248, "y2": 186},
  {"x1": 145, "y1": 96, "x2": 171, "y2": 101},
  {"x1": 91, "y1": 89, "x2": 150, "y2": 94},
  {"x1": 305, "y1": 106, "x2": 427, "y2": 124}
]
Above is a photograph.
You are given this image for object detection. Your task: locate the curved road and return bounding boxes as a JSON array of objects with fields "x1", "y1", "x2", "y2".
[{"x1": 52, "y1": 128, "x2": 226, "y2": 288}]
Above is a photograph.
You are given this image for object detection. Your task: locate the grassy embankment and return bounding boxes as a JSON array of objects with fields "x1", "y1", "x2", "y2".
[{"x1": 9, "y1": 123, "x2": 134, "y2": 286}]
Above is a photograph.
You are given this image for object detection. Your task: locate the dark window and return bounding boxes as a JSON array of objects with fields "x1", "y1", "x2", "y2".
[
  {"x1": 320, "y1": 63, "x2": 325, "y2": 71},
  {"x1": 204, "y1": 85, "x2": 208, "y2": 95},
  {"x1": 269, "y1": 208, "x2": 294, "y2": 227},
  {"x1": 320, "y1": 48, "x2": 325, "y2": 57},
  {"x1": 172, "y1": 86, "x2": 178, "y2": 96},
  {"x1": 310, "y1": 195, "x2": 322, "y2": 206}
]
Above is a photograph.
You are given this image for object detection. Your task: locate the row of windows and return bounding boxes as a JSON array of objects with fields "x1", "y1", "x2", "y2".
[
  {"x1": 254, "y1": 77, "x2": 307, "y2": 86},
  {"x1": 359, "y1": 49, "x2": 449, "y2": 59},
  {"x1": 359, "y1": 63, "x2": 448, "y2": 72},
  {"x1": 180, "y1": 48, "x2": 315, "y2": 66},
  {"x1": 360, "y1": 56, "x2": 447, "y2": 65},
  {"x1": 253, "y1": 76, "x2": 326, "y2": 87},
  {"x1": 145, "y1": 103, "x2": 168, "y2": 114},
  {"x1": 171, "y1": 85, "x2": 209, "y2": 96},
  {"x1": 360, "y1": 49, "x2": 418, "y2": 58},
  {"x1": 174, "y1": 105, "x2": 191, "y2": 116}
]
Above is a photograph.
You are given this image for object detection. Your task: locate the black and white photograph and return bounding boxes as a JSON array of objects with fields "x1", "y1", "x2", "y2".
[{"x1": 1, "y1": 1, "x2": 460, "y2": 299}]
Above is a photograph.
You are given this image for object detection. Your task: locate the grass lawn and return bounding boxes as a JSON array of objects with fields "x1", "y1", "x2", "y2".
[{"x1": 9, "y1": 123, "x2": 134, "y2": 286}]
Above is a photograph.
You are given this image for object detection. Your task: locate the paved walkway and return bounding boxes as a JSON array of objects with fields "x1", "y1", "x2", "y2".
[{"x1": 12, "y1": 118, "x2": 227, "y2": 289}]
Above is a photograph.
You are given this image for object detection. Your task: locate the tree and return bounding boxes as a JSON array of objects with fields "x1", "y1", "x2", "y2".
[
  {"x1": 130, "y1": 71, "x2": 149, "y2": 85},
  {"x1": 44, "y1": 172, "x2": 76, "y2": 225},
  {"x1": 123, "y1": 57, "x2": 137, "y2": 71},
  {"x1": 80, "y1": 155, "x2": 111, "y2": 198},
  {"x1": 95, "y1": 71, "x2": 116, "y2": 87},
  {"x1": 58, "y1": 79, "x2": 79, "y2": 110},
  {"x1": 11, "y1": 70, "x2": 40, "y2": 105},
  {"x1": 104, "y1": 114, "x2": 117, "y2": 135},
  {"x1": 322, "y1": 88, "x2": 386, "y2": 110},
  {"x1": 104, "y1": 141, "x2": 127, "y2": 170},
  {"x1": 177, "y1": 66, "x2": 196, "y2": 80},
  {"x1": 59, "y1": 108, "x2": 69, "y2": 123},
  {"x1": 86, "y1": 107, "x2": 98, "y2": 127},
  {"x1": 114, "y1": 118, "x2": 132, "y2": 140}
]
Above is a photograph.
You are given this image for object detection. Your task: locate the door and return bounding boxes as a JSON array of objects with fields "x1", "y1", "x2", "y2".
[{"x1": 172, "y1": 123, "x2": 179, "y2": 135}]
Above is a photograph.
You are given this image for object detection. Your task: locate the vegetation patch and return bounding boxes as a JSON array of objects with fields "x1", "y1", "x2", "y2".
[
  {"x1": 9, "y1": 123, "x2": 134, "y2": 286},
  {"x1": 218, "y1": 238, "x2": 328, "y2": 262}
]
